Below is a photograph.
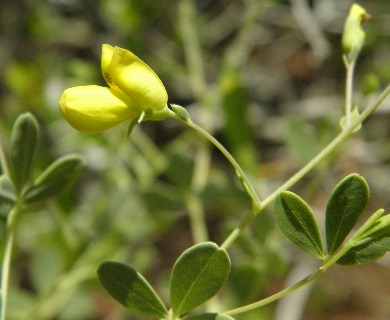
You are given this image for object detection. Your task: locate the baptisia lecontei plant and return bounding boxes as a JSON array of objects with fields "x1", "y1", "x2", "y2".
[
  {"x1": 59, "y1": 44, "x2": 170, "y2": 133},
  {"x1": 56, "y1": 5, "x2": 390, "y2": 318}
]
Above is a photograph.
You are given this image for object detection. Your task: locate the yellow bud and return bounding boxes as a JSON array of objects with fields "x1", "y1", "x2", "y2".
[
  {"x1": 342, "y1": 4, "x2": 370, "y2": 63},
  {"x1": 59, "y1": 85, "x2": 140, "y2": 133}
]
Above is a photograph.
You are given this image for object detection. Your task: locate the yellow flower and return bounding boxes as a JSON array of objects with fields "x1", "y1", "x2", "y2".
[{"x1": 59, "y1": 44, "x2": 168, "y2": 133}]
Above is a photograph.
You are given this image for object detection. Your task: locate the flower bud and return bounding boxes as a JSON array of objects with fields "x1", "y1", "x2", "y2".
[{"x1": 342, "y1": 4, "x2": 370, "y2": 63}]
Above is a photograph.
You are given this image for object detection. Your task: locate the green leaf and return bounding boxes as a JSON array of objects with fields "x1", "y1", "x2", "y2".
[
  {"x1": 97, "y1": 261, "x2": 168, "y2": 319},
  {"x1": 352, "y1": 209, "x2": 385, "y2": 240},
  {"x1": 181, "y1": 313, "x2": 235, "y2": 320},
  {"x1": 337, "y1": 235, "x2": 390, "y2": 265},
  {"x1": 275, "y1": 191, "x2": 325, "y2": 259},
  {"x1": 24, "y1": 154, "x2": 85, "y2": 203},
  {"x1": 170, "y1": 242, "x2": 231, "y2": 317},
  {"x1": 359, "y1": 213, "x2": 390, "y2": 240},
  {"x1": 326, "y1": 174, "x2": 369, "y2": 254},
  {"x1": 0, "y1": 175, "x2": 16, "y2": 215},
  {"x1": 10, "y1": 112, "x2": 39, "y2": 194}
]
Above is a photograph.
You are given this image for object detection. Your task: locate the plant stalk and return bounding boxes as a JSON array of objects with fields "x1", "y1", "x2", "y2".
[
  {"x1": 344, "y1": 59, "x2": 356, "y2": 129},
  {"x1": 0, "y1": 200, "x2": 22, "y2": 320},
  {"x1": 223, "y1": 237, "x2": 357, "y2": 316},
  {"x1": 171, "y1": 84, "x2": 390, "y2": 250}
]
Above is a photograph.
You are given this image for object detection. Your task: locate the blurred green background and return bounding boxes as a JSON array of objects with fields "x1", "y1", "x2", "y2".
[{"x1": 1, "y1": 0, "x2": 390, "y2": 319}]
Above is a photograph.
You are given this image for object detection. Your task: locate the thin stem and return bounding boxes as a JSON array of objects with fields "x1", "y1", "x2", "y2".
[
  {"x1": 224, "y1": 269, "x2": 322, "y2": 316},
  {"x1": 169, "y1": 111, "x2": 262, "y2": 247},
  {"x1": 0, "y1": 141, "x2": 10, "y2": 177},
  {"x1": 259, "y1": 130, "x2": 348, "y2": 209},
  {"x1": 0, "y1": 200, "x2": 22, "y2": 320},
  {"x1": 344, "y1": 59, "x2": 356, "y2": 129},
  {"x1": 355, "y1": 84, "x2": 390, "y2": 124},
  {"x1": 223, "y1": 238, "x2": 357, "y2": 316},
  {"x1": 171, "y1": 84, "x2": 390, "y2": 250},
  {"x1": 166, "y1": 86, "x2": 390, "y2": 315},
  {"x1": 265, "y1": 84, "x2": 390, "y2": 209},
  {"x1": 221, "y1": 205, "x2": 258, "y2": 250},
  {"x1": 177, "y1": 117, "x2": 262, "y2": 208},
  {"x1": 222, "y1": 84, "x2": 390, "y2": 248}
]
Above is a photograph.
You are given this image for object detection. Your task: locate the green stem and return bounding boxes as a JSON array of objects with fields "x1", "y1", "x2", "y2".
[
  {"x1": 0, "y1": 141, "x2": 10, "y2": 177},
  {"x1": 171, "y1": 84, "x2": 390, "y2": 250},
  {"x1": 259, "y1": 128, "x2": 348, "y2": 210},
  {"x1": 344, "y1": 59, "x2": 356, "y2": 129},
  {"x1": 221, "y1": 205, "x2": 258, "y2": 250},
  {"x1": 175, "y1": 116, "x2": 262, "y2": 208},
  {"x1": 224, "y1": 270, "x2": 322, "y2": 315},
  {"x1": 223, "y1": 238, "x2": 357, "y2": 316},
  {"x1": 171, "y1": 113, "x2": 261, "y2": 244},
  {"x1": 0, "y1": 200, "x2": 22, "y2": 320},
  {"x1": 222, "y1": 84, "x2": 390, "y2": 249}
]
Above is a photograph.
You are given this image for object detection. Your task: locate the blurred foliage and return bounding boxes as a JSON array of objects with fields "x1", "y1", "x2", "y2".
[{"x1": 1, "y1": 0, "x2": 390, "y2": 319}]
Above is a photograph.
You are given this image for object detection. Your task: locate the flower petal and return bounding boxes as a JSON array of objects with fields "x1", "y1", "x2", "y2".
[
  {"x1": 59, "y1": 85, "x2": 140, "y2": 133},
  {"x1": 101, "y1": 44, "x2": 117, "y2": 88},
  {"x1": 106, "y1": 46, "x2": 168, "y2": 111}
]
